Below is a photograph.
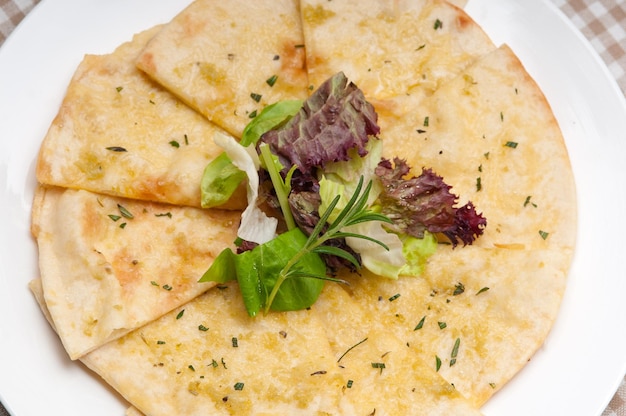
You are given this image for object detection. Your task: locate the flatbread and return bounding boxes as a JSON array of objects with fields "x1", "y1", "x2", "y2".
[
  {"x1": 339, "y1": 45, "x2": 576, "y2": 406},
  {"x1": 35, "y1": 26, "x2": 243, "y2": 209},
  {"x1": 29, "y1": 0, "x2": 577, "y2": 412},
  {"x1": 311, "y1": 284, "x2": 484, "y2": 415},
  {"x1": 80, "y1": 281, "x2": 347, "y2": 416},
  {"x1": 31, "y1": 185, "x2": 239, "y2": 359},
  {"x1": 378, "y1": 45, "x2": 577, "y2": 251},
  {"x1": 29, "y1": 277, "x2": 484, "y2": 415},
  {"x1": 300, "y1": 0, "x2": 495, "y2": 101},
  {"x1": 136, "y1": 0, "x2": 310, "y2": 138}
]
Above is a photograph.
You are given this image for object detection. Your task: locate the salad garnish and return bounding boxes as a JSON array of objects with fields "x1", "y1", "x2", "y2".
[{"x1": 199, "y1": 72, "x2": 486, "y2": 316}]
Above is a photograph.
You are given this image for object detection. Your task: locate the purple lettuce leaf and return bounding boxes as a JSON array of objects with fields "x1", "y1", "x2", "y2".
[
  {"x1": 259, "y1": 71, "x2": 379, "y2": 175},
  {"x1": 375, "y1": 158, "x2": 486, "y2": 246}
]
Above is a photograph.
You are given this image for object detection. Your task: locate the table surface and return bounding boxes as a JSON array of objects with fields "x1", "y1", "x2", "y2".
[{"x1": 1, "y1": 0, "x2": 625, "y2": 415}]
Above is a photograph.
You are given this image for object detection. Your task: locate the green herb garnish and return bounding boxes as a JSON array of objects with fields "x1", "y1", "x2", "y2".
[
  {"x1": 106, "y1": 146, "x2": 127, "y2": 152},
  {"x1": 476, "y1": 287, "x2": 490, "y2": 295},
  {"x1": 201, "y1": 176, "x2": 392, "y2": 316},
  {"x1": 337, "y1": 338, "x2": 368, "y2": 363},
  {"x1": 117, "y1": 204, "x2": 134, "y2": 219},
  {"x1": 371, "y1": 362, "x2": 386, "y2": 374},
  {"x1": 414, "y1": 316, "x2": 426, "y2": 331},
  {"x1": 266, "y1": 75, "x2": 278, "y2": 86},
  {"x1": 450, "y1": 338, "x2": 460, "y2": 367}
]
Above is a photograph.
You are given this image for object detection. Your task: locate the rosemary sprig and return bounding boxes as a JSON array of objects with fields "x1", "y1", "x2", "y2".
[{"x1": 264, "y1": 176, "x2": 392, "y2": 313}]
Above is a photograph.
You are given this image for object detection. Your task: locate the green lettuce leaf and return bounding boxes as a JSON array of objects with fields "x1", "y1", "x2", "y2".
[
  {"x1": 199, "y1": 100, "x2": 302, "y2": 209},
  {"x1": 200, "y1": 228, "x2": 326, "y2": 317}
]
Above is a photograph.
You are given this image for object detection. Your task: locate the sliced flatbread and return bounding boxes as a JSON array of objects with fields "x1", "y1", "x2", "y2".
[
  {"x1": 136, "y1": 0, "x2": 310, "y2": 138},
  {"x1": 338, "y1": 45, "x2": 576, "y2": 406},
  {"x1": 29, "y1": 0, "x2": 577, "y2": 412},
  {"x1": 31, "y1": 185, "x2": 239, "y2": 359},
  {"x1": 31, "y1": 278, "x2": 484, "y2": 415},
  {"x1": 378, "y1": 44, "x2": 577, "y2": 251},
  {"x1": 311, "y1": 284, "x2": 483, "y2": 415},
  {"x1": 80, "y1": 281, "x2": 347, "y2": 416},
  {"x1": 300, "y1": 0, "x2": 495, "y2": 102},
  {"x1": 344, "y1": 246, "x2": 571, "y2": 407},
  {"x1": 35, "y1": 26, "x2": 243, "y2": 209}
]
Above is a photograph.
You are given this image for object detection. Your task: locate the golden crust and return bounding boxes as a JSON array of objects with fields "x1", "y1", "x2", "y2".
[
  {"x1": 35, "y1": 26, "x2": 243, "y2": 209},
  {"x1": 136, "y1": 0, "x2": 310, "y2": 138},
  {"x1": 33, "y1": 185, "x2": 239, "y2": 359}
]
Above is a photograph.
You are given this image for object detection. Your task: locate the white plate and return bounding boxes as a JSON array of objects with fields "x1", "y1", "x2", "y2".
[{"x1": 1, "y1": 0, "x2": 625, "y2": 415}]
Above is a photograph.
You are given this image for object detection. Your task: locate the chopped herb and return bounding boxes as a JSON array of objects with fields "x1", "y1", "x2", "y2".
[
  {"x1": 388, "y1": 293, "x2": 401, "y2": 302},
  {"x1": 232, "y1": 337, "x2": 238, "y2": 347},
  {"x1": 162, "y1": 284, "x2": 172, "y2": 291},
  {"x1": 438, "y1": 321, "x2": 447, "y2": 330},
  {"x1": 310, "y1": 370, "x2": 327, "y2": 376},
  {"x1": 266, "y1": 75, "x2": 278, "y2": 87},
  {"x1": 476, "y1": 177, "x2": 482, "y2": 191},
  {"x1": 484, "y1": 152, "x2": 490, "y2": 159},
  {"x1": 198, "y1": 324, "x2": 209, "y2": 331},
  {"x1": 294, "y1": 44, "x2": 305, "y2": 49},
  {"x1": 489, "y1": 382, "x2": 497, "y2": 389},
  {"x1": 221, "y1": 357, "x2": 227, "y2": 369},
  {"x1": 169, "y1": 140, "x2": 180, "y2": 148},
  {"x1": 414, "y1": 316, "x2": 426, "y2": 331},
  {"x1": 346, "y1": 380, "x2": 354, "y2": 388},
  {"x1": 119, "y1": 222, "x2": 127, "y2": 229},
  {"x1": 248, "y1": 110, "x2": 257, "y2": 118},
  {"x1": 157, "y1": 340, "x2": 166, "y2": 345},
  {"x1": 210, "y1": 359, "x2": 218, "y2": 368},
  {"x1": 539, "y1": 230, "x2": 550, "y2": 240},
  {"x1": 117, "y1": 204, "x2": 134, "y2": 219},
  {"x1": 176, "y1": 309, "x2": 185, "y2": 320},
  {"x1": 416, "y1": 44, "x2": 426, "y2": 51},
  {"x1": 478, "y1": 164, "x2": 483, "y2": 173},
  {"x1": 453, "y1": 282, "x2": 465, "y2": 296},
  {"x1": 188, "y1": 365, "x2": 195, "y2": 371},
  {"x1": 450, "y1": 338, "x2": 460, "y2": 367},
  {"x1": 227, "y1": 53, "x2": 235, "y2": 60},
  {"x1": 423, "y1": 116, "x2": 430, "y2": 127},
  {"x1": 184, "y1": 134, "x2": 189, "y2": 145},
  {"x1": 279, "y1": 330, "x2": 288, "y2": 338},
  {"x1": 150, "y1": 281, "x2": 159, "y2": 286},
  {"x1": 338, "y1": 337, "x2": 368, "y2": 363},
  {"x1": 500, "y1": 111, "x2": 504, "y2": 121},
  {"x1": 250, "y1": 92, "x2": 262, "y2": 103},
  {"x1": 504, "y1": 141, "x2": 518, "y2": 148},
  {"x1": 416, "y1": 129, "x2": 427, "y2": 134},
  {"x1": 155, "y1": 212, "x2": 172, "y2": 218},
  {"x1": 108, "y1": 214, "x2": 121, "y2": 222},
  {"x1": 106, "y1": 146, "x2": 127, "y2": 152},
  {"x1": 524, "y1": 196, "x2": 537, "y2": 208},
  {"x1": 371, "y1": 362, "x2": 386, "y2": 374},
  {"x1": 435, "y1": 356, "x2": 442, "y2": 371},
  {"x1": 234, "y1": 382, "x2": 245, "y2": 391},
  {"x1": 476, "y1": 287, "x2": 490, "y2": 295},
  {"x1": 116, "y1": 86, "x2": 123, "y2": 92},
  {"x1": 149, "y1": 99, "x2": 155, "y2": 104},
  {"x1": 273, "y1": 54, "x2": 280, "y2": 60},
  {"x1": 434, "y1": 19, "x2": 443, "y2": 30}
]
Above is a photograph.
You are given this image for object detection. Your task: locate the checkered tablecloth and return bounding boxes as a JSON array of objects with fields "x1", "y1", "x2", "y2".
[{"x1": 1, "y1": 0, "x2": 625, "y2": 415}]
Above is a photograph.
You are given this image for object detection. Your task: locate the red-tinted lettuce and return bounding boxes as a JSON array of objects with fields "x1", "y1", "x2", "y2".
[
  {"x1": 259, "y1": 71, "x2": 379, "y2": 175},
  {"x1": 375, "y1": 158, "x2": 486, "y2": 246}
]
